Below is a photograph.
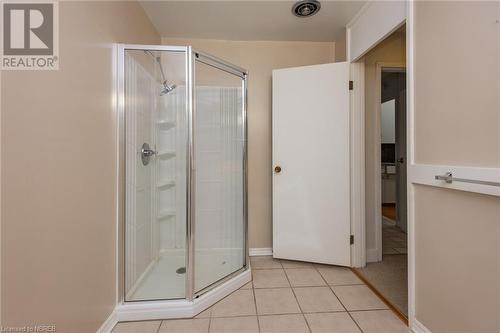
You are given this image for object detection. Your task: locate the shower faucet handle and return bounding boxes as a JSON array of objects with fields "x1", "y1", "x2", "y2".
[
  {"x1": 141, "y1": 143, "x2": 156, "y2": 166},
  {"x1": 142, "y1": 148, "x2": 157, "y2": 157}
]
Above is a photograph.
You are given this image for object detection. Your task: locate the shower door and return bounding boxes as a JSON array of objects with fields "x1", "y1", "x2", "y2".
[
  {"x1": 193, "y1": 52, "x2": 247, "y2": 294},
  {"x1": 123, "y1": 46, "x2": 189, "y2": 301}
]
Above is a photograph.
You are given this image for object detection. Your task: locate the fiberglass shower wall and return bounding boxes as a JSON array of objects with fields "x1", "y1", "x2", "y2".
[{"x1": 123, "y1": 46, "x2": 247, "y2": 302}]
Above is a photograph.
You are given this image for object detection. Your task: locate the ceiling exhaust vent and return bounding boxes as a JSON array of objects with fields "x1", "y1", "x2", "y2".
[{"x1": 292, "y1": 0, "x2": 321, "y2": 18}]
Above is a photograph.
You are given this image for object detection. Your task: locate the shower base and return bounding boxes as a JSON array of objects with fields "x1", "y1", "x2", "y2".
[
  {"x1": 114, "y1": 268, "x2": 250, "y2": 323},
  {"x1": 128, "y1": 249, "x2": 245, "y2": 301},
  {"x1": 113, "y1": 249, "x2": 250, "y2": 323}
]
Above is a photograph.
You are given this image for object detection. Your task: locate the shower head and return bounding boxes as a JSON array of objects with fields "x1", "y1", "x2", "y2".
[
  {"x1": 160, "y1": 82, "x2": 176, "y2": 96},
  {"x1": 143, "y1": 50, "x2": 176, "y2": 96}
]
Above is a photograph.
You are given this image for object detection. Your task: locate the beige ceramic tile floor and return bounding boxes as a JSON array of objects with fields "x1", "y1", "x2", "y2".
[{"x1": 112, "y1": 256, "x2": 408, "y2": 333}]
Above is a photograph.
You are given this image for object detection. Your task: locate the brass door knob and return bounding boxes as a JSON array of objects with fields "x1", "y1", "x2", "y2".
[{"x1": 274, "y1": 166, "x2": 282, "y2": 173}]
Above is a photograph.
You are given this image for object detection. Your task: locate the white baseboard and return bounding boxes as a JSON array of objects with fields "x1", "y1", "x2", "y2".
[
  {"x1": 96, "y1": 310, "x2": 118, "y2": 333},
  {"x1": 411, "y1": 319, "x2": 432, "y2": 333},
  {"x1": 366, "y1": 248, "x2": 381, "y2": 263},
  {"x1": 249, "y1": 248, "x2": 273, "y2": 256}
]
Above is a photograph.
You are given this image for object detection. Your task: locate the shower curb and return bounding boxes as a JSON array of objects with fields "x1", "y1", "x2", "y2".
[{"x1": 111, "y1": 268, "x2": 251, "y2": 323}]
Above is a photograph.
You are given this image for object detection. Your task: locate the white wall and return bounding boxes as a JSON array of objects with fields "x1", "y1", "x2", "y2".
[
  {"x1": 381, "y1": 99, "x2": 396, "y2": 204},
  {"x1": 381, "y1": 99, "x2": 396, "y2": 144}
]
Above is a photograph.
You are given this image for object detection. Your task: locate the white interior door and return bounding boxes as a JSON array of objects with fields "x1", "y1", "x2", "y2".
[
  {"x1": 396, "y1": 86, "x2": 407, "y2": 233},
  {"x1": 272, "y1": 62, "x2": 351, "y2": 266}
]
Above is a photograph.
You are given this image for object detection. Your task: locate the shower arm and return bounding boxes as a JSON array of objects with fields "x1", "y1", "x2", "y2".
[
  {"x1": 144, "y1": 50, "x2": 170, "y2": 87},
  {"x1": 156, "y1": 57, "x2": 168, "y2": 86}
]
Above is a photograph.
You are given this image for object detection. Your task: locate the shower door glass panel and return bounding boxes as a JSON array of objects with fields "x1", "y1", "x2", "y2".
[
  {"x1": 194, "y1": 60, "x2": 245, "y2": 293},
  {"x1": 124, "y1": 48, "x2": 188, "y2": 301}
]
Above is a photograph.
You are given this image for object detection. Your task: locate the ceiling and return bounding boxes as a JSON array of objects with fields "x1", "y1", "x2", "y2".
[{"x1": 140, "y1": 1, "x2": 366, "y2": 42}]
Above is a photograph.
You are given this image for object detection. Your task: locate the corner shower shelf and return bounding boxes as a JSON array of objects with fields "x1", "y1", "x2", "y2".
[
  {"x1": 157, "y1": 180, "x2": 175, "y2": 190},
  {"x1": 157, "y1": 151, "x2": 176, "y2": 159},
  {"x1": 157, "y1": 120, "x2": 176, "y2": 131},
  {"x1": 157, "y1": 210, "x2": 176, "y2": 220}
]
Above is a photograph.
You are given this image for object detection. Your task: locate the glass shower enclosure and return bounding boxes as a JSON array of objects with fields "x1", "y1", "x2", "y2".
[{"x1": 119, "y1": 45, "x2": 247, "y2": 302}]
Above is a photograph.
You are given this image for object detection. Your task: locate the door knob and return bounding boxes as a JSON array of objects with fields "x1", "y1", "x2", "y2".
[
  {"x1": 397, "y1": 157, "x2": 404, "y2": 164},
  {"x1": 274, "y1": 166, "x2": 282, "y2": 173}
]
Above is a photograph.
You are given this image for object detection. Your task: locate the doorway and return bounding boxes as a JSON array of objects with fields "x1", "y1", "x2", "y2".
[{"x1": 352, "y1": 27, "x2": 409, "y2": 320}]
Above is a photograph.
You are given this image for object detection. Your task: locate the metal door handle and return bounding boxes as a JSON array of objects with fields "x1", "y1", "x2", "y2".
[
  {"x1": 274, "y1": 166, "x2": 282, "y2": 173},
  {"x1": 397, "y1": 157, "x2": 404, "y2": 164}
]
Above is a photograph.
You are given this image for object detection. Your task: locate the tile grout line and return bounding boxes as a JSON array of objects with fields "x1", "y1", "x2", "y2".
[
  {"x1": 155, "y1": 320, "x2": 163, "y2": 333},
  {"x1": 313, "y1": 263, "x2": 365, "y2": 333},
  {"x1": 282, "y1": 265, "x2": 313, "y2": 333},
  {"x1": 209, "y1": 310, "x2": 359, "y2": 320},
  {"x1": 253, "y1": 284, "x2": 361, "y2": 290},
  {"x1": 250, "y1": 267, "x2": 262, "y2": 333}
]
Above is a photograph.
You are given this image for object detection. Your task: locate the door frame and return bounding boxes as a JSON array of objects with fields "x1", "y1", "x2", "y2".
[
  {"x1": 347, "y1": 1, "x2": 417, "y2": 329},
  {"x1": 374, "y1": 63, "x2": 406, "y2": 262}
]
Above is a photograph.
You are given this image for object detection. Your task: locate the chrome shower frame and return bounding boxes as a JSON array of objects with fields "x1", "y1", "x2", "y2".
[{"x1": 115, "y1": 44, "x2": 249, "y2": 320}]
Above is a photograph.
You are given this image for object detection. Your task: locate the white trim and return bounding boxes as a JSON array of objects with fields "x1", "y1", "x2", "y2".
[
  {"x1": 347, "y1": 0, "x2": 416, "y2": 328},
  {"x1": 366, "y1": 248, "x2": 379, "y2": 263},
  {"x1": 0, "y1": 51, "x2": 2, "y2": 329},
  {"x1": 346, "y1": 1, "x2": 407, "y2": 62},
  {"x1": 249, "y1": 248, "x2": 273, "y2": 256},
  {"x1": 349, "y1": 61, "x2": 366, "y2": 268},
  {"x1": 411, "y1": 319, "x2": 432, "y2": 333},
  {"x1": 346, "y1": 1, "x2": 370, "y2": 62},
  {"x1": 114, "y1": 269, "x2": 251, "y2": 322},
  {"x1": 409, "y1": 164, "x2": 500, "y2": 197},
  {"x1": 406, "y1": 0, "x2": 416, "y2": 329},
  {"x1": 114, "y1": 43, "x2": 122, "y2": 307},
  {"x1": 96, "y1": 310, "x2": 118, "y2": 333},
  {"x1": 372, "y1": 62, "x2": 406, "y2": 263}
]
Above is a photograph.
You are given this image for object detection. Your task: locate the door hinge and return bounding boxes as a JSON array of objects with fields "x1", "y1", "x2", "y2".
[
  {"x1": 349, "y1": 80, "x2": 354, "y2": 90},
  {"x1": 350, "y1": 235, "x2": 354, "y2": 245}
]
